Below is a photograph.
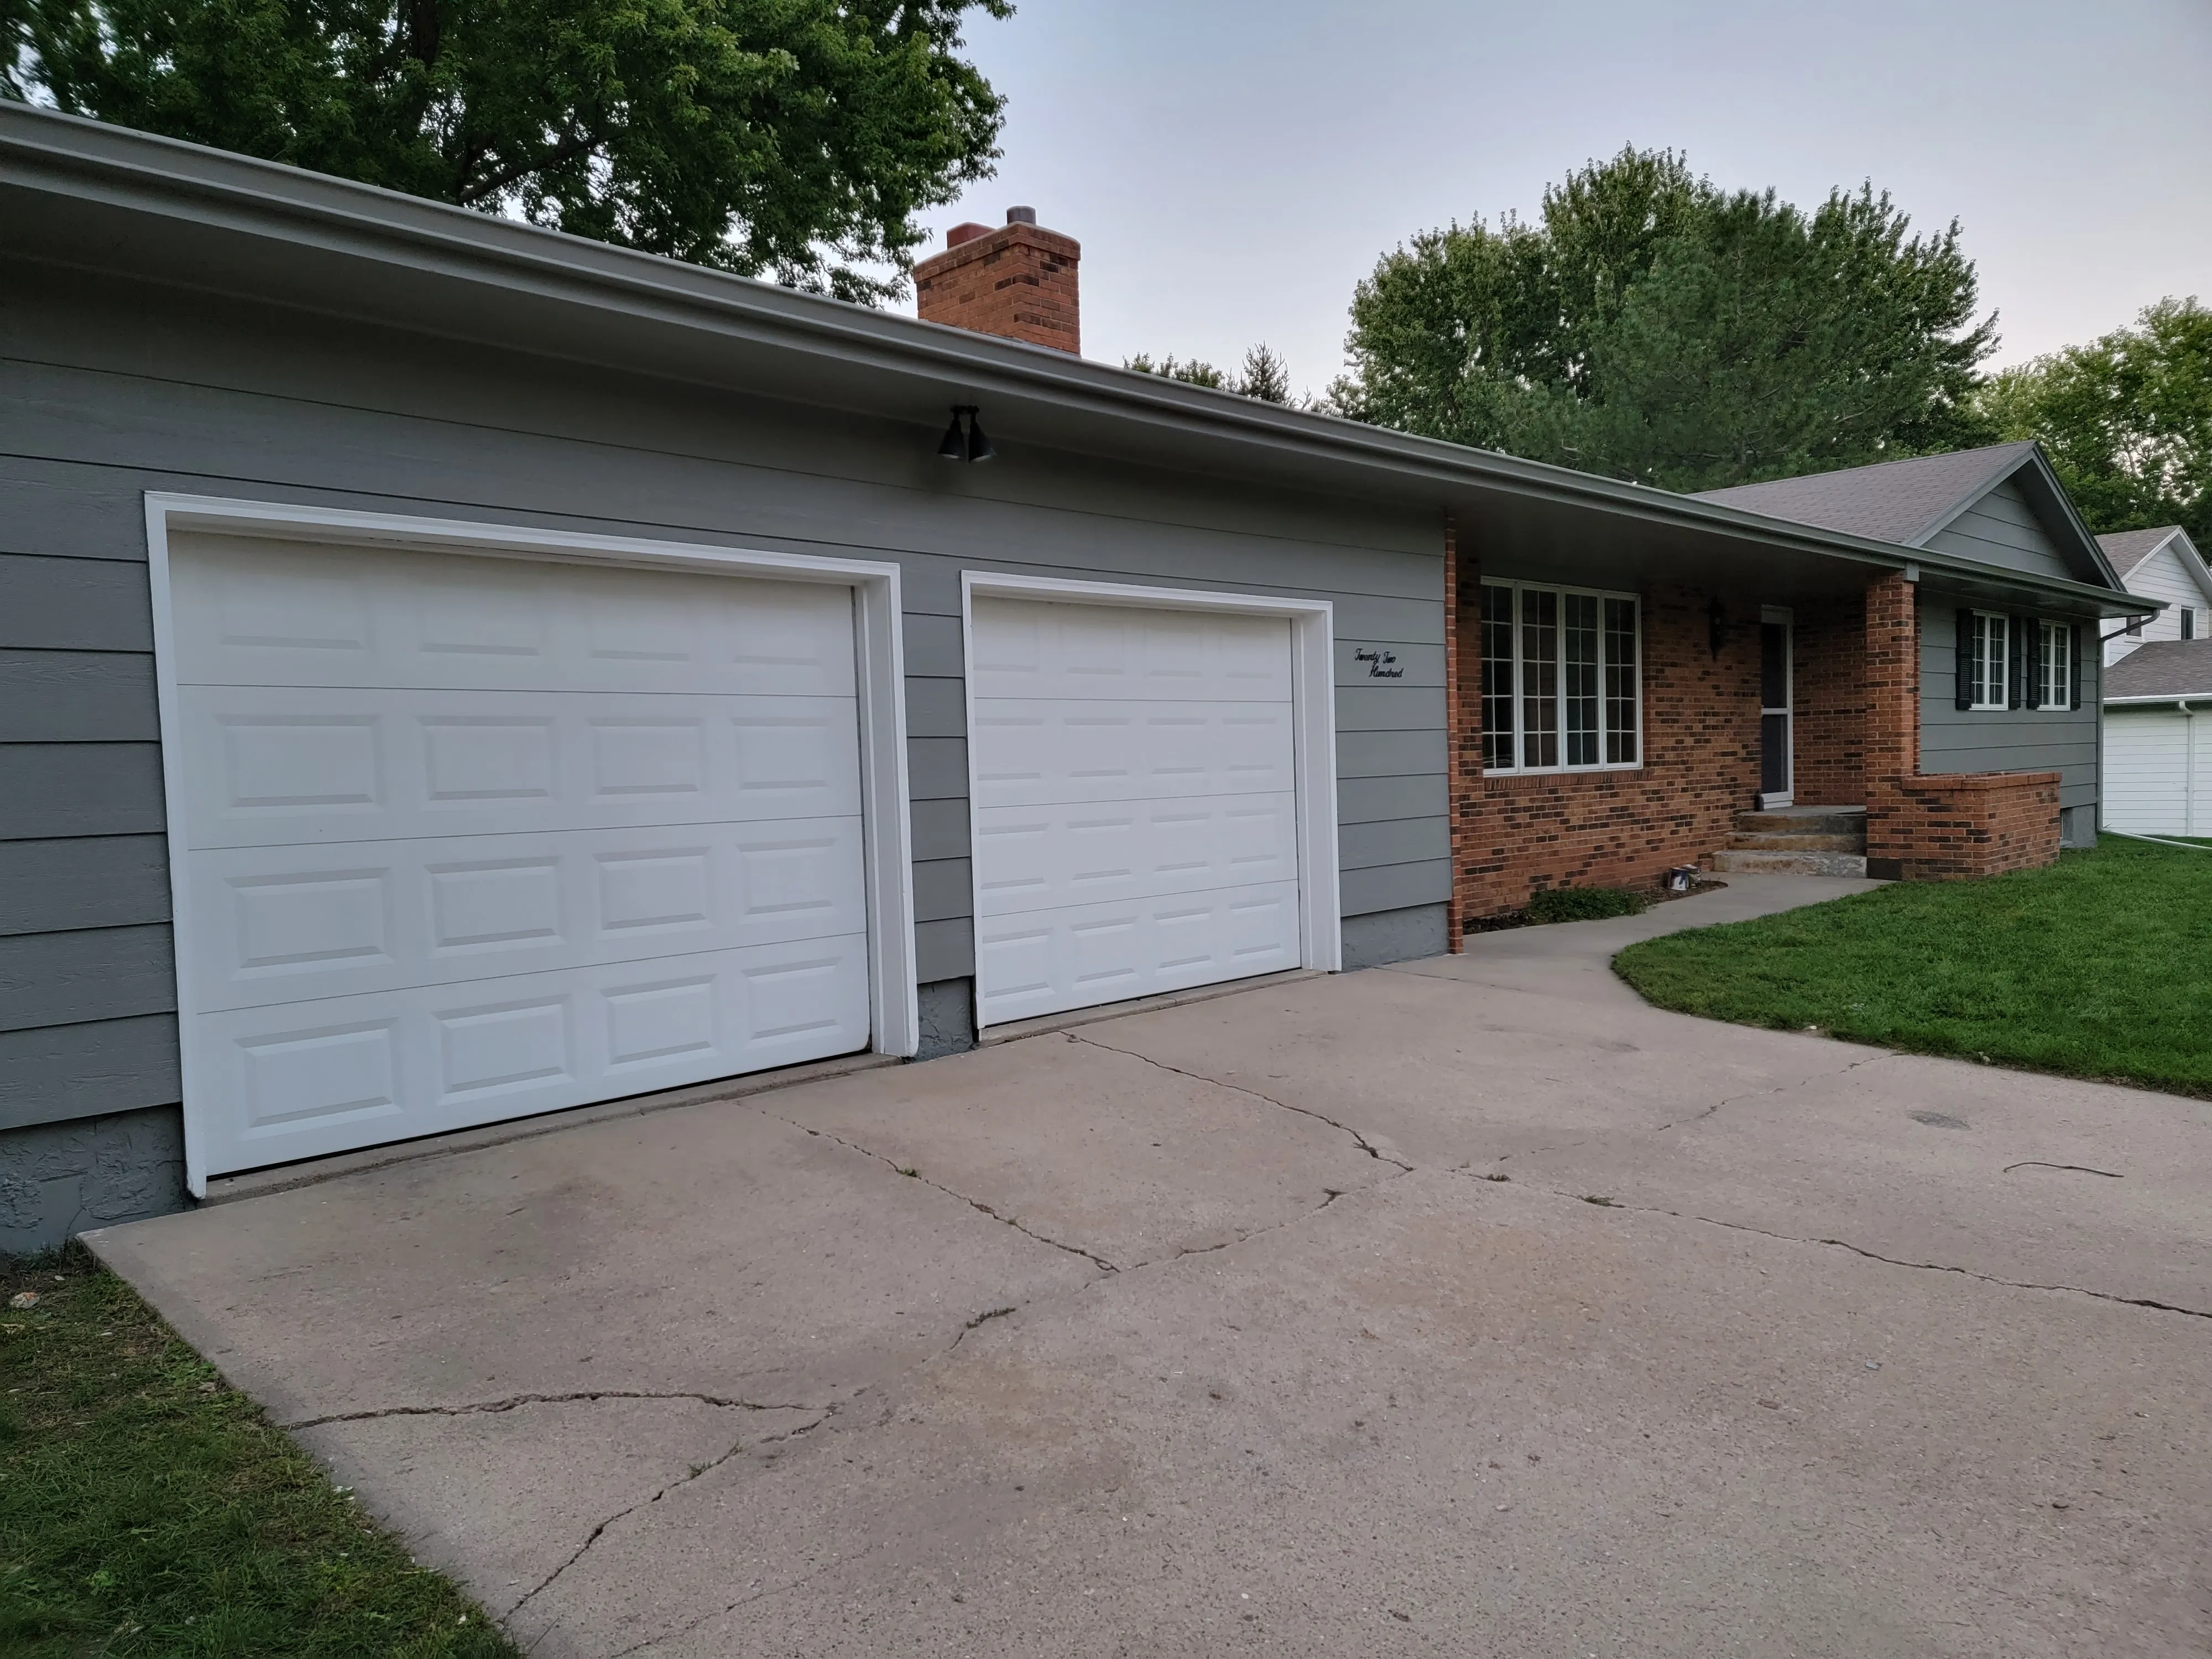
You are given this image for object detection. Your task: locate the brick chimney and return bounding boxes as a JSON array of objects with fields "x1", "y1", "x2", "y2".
[{"x1": 914, "y1": 206, "x2": 1080, "y2": 354}]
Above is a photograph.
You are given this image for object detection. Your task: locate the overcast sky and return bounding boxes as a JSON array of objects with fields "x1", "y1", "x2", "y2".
[{"x1": 904, "y1": 0, "x2": 2212, "y2": 399}]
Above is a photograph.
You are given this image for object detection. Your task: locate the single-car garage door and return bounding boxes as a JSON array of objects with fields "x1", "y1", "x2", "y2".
[
  {"x1": 169, "y1": 533, "x2": 873, "y2": 1178},
  {"x1": 967, "y1": 595, "x2": 1305, "y2": 1026}
]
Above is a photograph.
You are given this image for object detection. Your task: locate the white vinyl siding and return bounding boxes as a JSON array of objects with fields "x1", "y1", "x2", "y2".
[
  {"x1": 2103, "y1": 706, "x2": 2210, "y2": 836},
  {"x1": 2107, "y1": 535, "x2": 2212, "y2": 664},
  {"x1": 1480, "y1": 581, "x2": 1640, "y2": 774}
]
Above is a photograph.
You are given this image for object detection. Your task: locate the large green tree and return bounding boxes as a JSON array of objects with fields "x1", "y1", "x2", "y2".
[
  {"x1": 1977, "y1": 297, "x2": 2212, "y2": 544},
  {"x1": 1333, "y1": 147, "x2": 1998, "y2": 491},
  {"x1": 1, "y1": 0, "x2": 1009, "y2": 302}
]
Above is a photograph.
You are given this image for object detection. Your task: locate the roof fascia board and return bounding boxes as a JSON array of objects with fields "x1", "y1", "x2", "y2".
[{"x1": 0, "y1": 107, "x2": 2151, "y2": 615}]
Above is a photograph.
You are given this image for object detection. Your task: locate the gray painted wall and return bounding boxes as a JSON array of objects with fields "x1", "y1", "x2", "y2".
[
  {"x1": 0, "y1": 260, "x2": 1448, "y2": 1181},
  {"x1": 1918, "y1": 591, "x2": 2101, "y2": 811},
  {"x1": 1922, "y1": 477, "x2": 2074, "y2": 582}
]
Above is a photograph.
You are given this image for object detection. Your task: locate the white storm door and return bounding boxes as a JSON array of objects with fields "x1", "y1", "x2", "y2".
[
  {"x1": 967, "y1": 596, "x2": 1303, "y2": 1026},
  {"x1": 169, "y1": 533, "x2": 873, "y2": 1176}
]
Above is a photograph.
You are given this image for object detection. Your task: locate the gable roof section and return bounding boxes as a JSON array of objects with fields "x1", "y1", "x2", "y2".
[
  {"x1": 2098, "y1": 526, "x2": 2185, "y2": 577},
  {"x1": 2105, "y1": 639, "x2": 2212, "y2": 702},
  {"x1": 1694, "y1": 442, "x2": 2120, "y2": 589},
  {"x1": 1695, "y1": 444, "x2": 2037, "y2": 545}
]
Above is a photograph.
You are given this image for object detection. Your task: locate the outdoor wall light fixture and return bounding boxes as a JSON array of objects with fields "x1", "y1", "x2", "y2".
[
  {"x1": 1708, "y1": 596, "x2": 1728, "y2": 658},
  {"x1": 937, "y1": 404, "x2": 995, "y2": 463}
]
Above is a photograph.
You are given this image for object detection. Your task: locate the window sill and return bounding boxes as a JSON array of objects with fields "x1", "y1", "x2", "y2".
[{"x1": 1481, "y1": 763, "x2": 1646, "y2": 779}]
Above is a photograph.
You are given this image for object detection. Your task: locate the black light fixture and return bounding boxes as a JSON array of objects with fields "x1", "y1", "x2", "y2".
[
  {"x1": 1708, "y1": 596, "x2": 1728, "y2": 658},
  {"x1": 937, "y1": 404, "x2": 995, "y2": 464}
]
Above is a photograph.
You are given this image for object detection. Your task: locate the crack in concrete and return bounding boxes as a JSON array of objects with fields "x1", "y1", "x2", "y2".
[
  {"x1": 597, "y1": 1543, "x2": 875, "y2": 1659},
  {"x1": 513, "y1": 1403, "x2": 839, "y2": 1641},
  {"x1": 1066, "y1": 1031, "x2": 1416, "y2": 1172},
  {"x1": 759, "y1": 1107, "x2": 1121, "y2": 1274},
  {"x1": 1497, "y1": 1176, "x2": 2212, "y2": 1322},
  {"x1": 283, "y1": 1389, "x2": 826, "y2": 1431},
  {"x1": 2004, "y1": 1161, "x2": 2124, "y2": 1178}
]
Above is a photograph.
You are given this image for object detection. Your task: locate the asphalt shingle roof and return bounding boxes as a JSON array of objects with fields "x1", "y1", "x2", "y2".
[
  {"x1": 2105, "y1": 639, "x2": 2212, "y2": 701},
  {"x1": 2098, "y1": 526, "x2": 2185, "y2": 578},
  {"x1": 1692, "y1": 442, "x2": 2038, "y2": 546}
]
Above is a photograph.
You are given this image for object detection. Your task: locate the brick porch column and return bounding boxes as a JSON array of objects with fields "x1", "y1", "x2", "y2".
[
  {"x1": 1443, "y1": 516, "x2": 1473, "y2": 950},
  {"x1": 1863, "y1": 571, "x2": 1918, "y2": 867}
]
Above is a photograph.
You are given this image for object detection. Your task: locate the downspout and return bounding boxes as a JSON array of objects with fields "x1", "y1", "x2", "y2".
[{"x1": 2185, "y1": 700, "x2": 2198, "y2": 838}]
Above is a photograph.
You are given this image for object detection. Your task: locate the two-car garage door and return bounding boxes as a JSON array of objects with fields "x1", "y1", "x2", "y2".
[{"x1": 169, "y1": 533, "x2": 874, "y2": 1178}]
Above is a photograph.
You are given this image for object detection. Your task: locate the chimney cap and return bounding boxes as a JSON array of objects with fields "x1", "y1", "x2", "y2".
[{"x1": 1006, "y1": 206, "x2": 1038, "y2": 225}]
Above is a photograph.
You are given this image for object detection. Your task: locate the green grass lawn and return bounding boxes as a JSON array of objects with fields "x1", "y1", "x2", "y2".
[
  {"x1": 1, "y1": 1245, "x2": 517, "y2": 1658},
  {"x1": 1614, "y1": 837, "x2": 2212, "y2": 1098}
]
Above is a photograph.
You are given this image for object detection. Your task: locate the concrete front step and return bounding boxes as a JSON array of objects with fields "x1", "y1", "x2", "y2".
[
  {"x1": 1728, "y1": 832, "x2": 1867, "y2": 853},
  {"x1": 1708, "y1": 849, "x2": 1870, "y2": 878},
  {"x1": 1731, "y1": 807, "x2": 1867, "y2": 837}
]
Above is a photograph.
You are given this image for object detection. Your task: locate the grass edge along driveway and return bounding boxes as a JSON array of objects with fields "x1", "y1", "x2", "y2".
[
  {"x1": 1614, "y1": 838, "x2": 2212, "y2": 1100},
  {"x1": 1, "y1": 1244, "x2": 518, "y2": 1658}
]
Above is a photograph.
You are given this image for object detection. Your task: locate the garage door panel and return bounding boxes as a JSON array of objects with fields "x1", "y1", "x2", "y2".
[
  {"x1": 194, "y1": 933, "x2": 871, "y2": 1171},
  {"x1": 174, "y1": 534, "x2": 857, "y2": 697},
  {"x1": 973, "y1": 881, "x2": 1301, "y2": 1025},
  {"x1": 183, "y1": 817, "x2": 866, "y2": 1011},
  {"x1": 2103, "y1": 713, "x2": 2191, "y2": 834},
  {"x1": 969, "y1": 598, "x2": 1292, "y2": 703},
  {"x1": 969, "y1": 699, "x2": 1294, "y2": 809},
  {"x1": 972, "y1": 793, "x2": 1298, "y2": 917},
  {"x1": 181, "y1": 688, "x2": 862, "y2": 847}
]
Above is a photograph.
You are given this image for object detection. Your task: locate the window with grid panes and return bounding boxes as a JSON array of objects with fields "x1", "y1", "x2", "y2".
[{"x1": 1478, "y1": 581, "x2": 1641, "y2": 772}]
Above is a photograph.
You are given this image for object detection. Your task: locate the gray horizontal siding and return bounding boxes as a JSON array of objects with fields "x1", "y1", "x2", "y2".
[
  {"x1": 0, "y1": 1014, "x2": 180, "y2": 1131},
  {"x1": 1923, "y1": 478, "x2": 2074, "y2": 582},
  {"x1": 1919, "y1": 594, "x2": 2102, "y2": 810},
  {"x1": 1340, "y1": 815, "x2": 1449, "y2": 871},
  {"x1": 0, "y1": 743, "x2": 165, "y2": 839},
  {"x1": 1342, "y1": 858, "x2": 1449, "y2": 916},
  {"x1": 0, "y1": 649, "x2": 158, "y2": 742},
  {"x1": 0, "y1": 552, "x2": 154, "y2": 649},
  {"x1": 0, "y1": 835, "x2": 169, "y2": 936},
  {"x1": 0, "y1": 922, "x2": 175, "y2": 1031},
  {"x1": 0, "y1": 267, "x2": 1451, "y2": 1130}
]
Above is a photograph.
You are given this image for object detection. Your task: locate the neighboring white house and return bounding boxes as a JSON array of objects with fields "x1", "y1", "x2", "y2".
[
  {"x1": 2100, "y1": 526, "x2": 2212, "y2": 664},
  {"x1": 2103, "y1": 639, "x2": 2212, "y2": 836}
]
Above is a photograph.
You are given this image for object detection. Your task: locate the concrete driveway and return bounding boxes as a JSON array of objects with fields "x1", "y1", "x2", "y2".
[{"x1": 88, "y1": 875, "x2": 2212, "y2": 1657}]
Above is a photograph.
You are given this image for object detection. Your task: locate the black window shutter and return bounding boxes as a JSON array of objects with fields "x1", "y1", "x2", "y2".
[
  {"x1": 2070, "y1": 623, "x2": 2083, "y2": 710},
  {"x1": 2007, "y1": 616, "x2": 2027, "y2": 708},
  {"x1": 1954, "y1": 609, "x2": 1975, "y2": 710}
]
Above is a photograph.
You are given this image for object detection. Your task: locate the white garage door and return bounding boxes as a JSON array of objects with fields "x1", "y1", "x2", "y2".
[
  {"x1": 2104, "y1": 707, "x2": 2208, "y2": 835},
  {"x1": 169, "y1": 533, "x2": 873, "y2": 1177},
  {"x1": 967, "y1": 597, "x2": 1304, "y2": 1026}
]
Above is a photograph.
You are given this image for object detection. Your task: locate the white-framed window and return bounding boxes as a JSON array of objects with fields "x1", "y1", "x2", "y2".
[
  {"x1": 1479, "y1": 581, "x2": 1640, "y2": 773},
  {"x1": 2035, "y1": 619, "x2": 2072, "y2": 711},
  {"x1": 1966, "y1": 611, "x2": 2009, "y2": 710}
]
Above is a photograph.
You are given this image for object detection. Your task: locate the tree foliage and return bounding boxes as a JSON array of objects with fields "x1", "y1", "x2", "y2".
[
  {"x1": 1333, "y1": 147, "x2": 1998, "y2": 492},
  {"x1": 1976, "y1": 297, "x2": 2212, "y2": 543},
  {"x1": 1, "y1": 0, "x2": 1009, "y2": 302},
  {"x1": 1126, "y1": 342, "x2": 1297, "y2": 405}
]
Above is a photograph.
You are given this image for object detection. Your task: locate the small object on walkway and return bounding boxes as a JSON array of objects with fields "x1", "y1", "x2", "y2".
[
  {"x1": 7, "y1": 1291, "x2": 37, "y2": 1310},
  {"x1": 1865, "y1": 1361, "x2": 1882, "y2": 1371}
]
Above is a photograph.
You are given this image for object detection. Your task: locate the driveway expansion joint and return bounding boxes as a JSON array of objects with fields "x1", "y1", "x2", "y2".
[{"x1": 1064, "y1": 1031, "x2": 1417, "y2": 1172}]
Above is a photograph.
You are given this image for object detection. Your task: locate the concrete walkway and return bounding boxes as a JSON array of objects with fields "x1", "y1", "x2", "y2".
[{"x1": 88, "y1": 876, "x2": 2212, "y2": 1658}]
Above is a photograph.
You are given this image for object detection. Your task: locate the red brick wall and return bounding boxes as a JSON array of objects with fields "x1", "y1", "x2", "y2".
[
  {"x1": 914, "y1": 223, "x2": 1081, "y2": 353},
  {"x1": 1881, "y1": 772, "x2": 2064, "y2": 879},
  {"x1": 1451, "y1": 567, "x2": 1765, "y2": 922},
  {"x1": 1790, "y1": 594, "x2": 1865, "y2": 806}
]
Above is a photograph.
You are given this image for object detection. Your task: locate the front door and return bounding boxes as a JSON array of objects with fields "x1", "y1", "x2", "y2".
[{"x1": 1760, "y1": 607, "x2": 1793, "y2": 808}]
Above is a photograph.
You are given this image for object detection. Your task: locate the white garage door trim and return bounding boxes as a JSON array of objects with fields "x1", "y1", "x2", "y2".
[
  {"x1": 146, "y1": 494, "x2": 919, "y2": 1196},
  {"x1": 959, "y1": 571, "x2": 1341, "y2": 1029}
]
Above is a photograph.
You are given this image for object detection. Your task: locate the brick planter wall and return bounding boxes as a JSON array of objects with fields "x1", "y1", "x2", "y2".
[
  {"x1": 1872, "y1": 771, "x2": 2064, "y2": 880},
  {"x1": 1451, "y1": 566, "x2": 1763, "y2": 921}
]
